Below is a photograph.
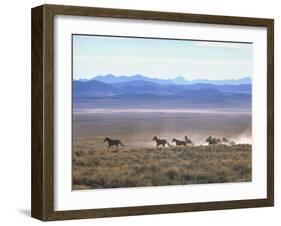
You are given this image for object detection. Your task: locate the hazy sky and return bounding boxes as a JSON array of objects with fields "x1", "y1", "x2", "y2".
[{"x1": 73, "y1": 35, "x2": 253, "y2": 80}]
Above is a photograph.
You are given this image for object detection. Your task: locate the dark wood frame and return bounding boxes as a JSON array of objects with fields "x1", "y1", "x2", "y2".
[{"x1": 31, "y1": 4, "x2": 274, "y2": 221}]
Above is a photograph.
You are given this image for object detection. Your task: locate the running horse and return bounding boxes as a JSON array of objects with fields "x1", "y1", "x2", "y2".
[
  {"x1": 104, "y1": 137, "x2": 124, "y2": 148},
  {"x1": 206, "y1": 136, "x2": 221, "y2": 145},
  {"x1": 152, "y1": 136, "x2": 170, "y2": 147},
  {"x1": 172, "y1": 138, "x2": 187, "y2": 146}
]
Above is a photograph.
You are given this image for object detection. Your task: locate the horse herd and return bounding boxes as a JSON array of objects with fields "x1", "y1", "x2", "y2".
[{"x1": 103, "y1": 136, "x2": 236, "y2": 148}]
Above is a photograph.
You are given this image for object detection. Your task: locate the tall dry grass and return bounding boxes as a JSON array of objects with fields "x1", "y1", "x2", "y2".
[{"x1": 73, "y1": 143, "x2": 251, "y2": 189}]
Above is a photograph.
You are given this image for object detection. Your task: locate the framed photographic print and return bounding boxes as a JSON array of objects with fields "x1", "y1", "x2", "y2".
[{"x1": 31, "y1": 4, "x2": 274, "y2": 221}]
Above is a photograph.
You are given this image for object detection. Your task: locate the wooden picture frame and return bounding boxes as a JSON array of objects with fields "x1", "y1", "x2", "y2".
[{"x1": 31, "y1": 4, "x2": 274, "y2": 221}]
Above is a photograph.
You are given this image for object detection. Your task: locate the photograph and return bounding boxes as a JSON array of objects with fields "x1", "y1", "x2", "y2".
[
  {"x1": 72, "y1": 34, "x2": 253, "y2": 190},
  {"x1": 30, "y1": 4, "x2": 274, "y2": 220}
]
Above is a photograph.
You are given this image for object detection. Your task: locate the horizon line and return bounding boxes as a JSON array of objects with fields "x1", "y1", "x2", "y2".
[{"x1": 74, "y1": 74, "x2": 252, "y2": 82}]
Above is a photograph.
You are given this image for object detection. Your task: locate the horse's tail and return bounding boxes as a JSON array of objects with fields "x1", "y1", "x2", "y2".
[{"x1": 166, "y1": 141, "x2": 171, "y2": 147}]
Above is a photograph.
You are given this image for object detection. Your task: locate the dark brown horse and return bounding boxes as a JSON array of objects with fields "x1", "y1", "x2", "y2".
[
  {"x1": 206, "y1": 136, "x2": 221, "y2": 145},
  {"x1": 104, "y1": 137, "x2": 124, "y2": 148},
  {"x1": 152, "y1": 136, "x2": 170, "y2": 147},
  {"x1": 172, "y1": 138, "x2": 187, "y2": 146}
]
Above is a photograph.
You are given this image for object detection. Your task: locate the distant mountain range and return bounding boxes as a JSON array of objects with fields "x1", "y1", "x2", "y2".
[
  {"x1": 73, "y1": 79, "x2": 251, "y2": 97},
  {"x1": 73, "y1": 76, "x2": 252, "y2": 109},
  {"x1": 83, "y1": 74, "x2": 252, "y2": 85}
]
